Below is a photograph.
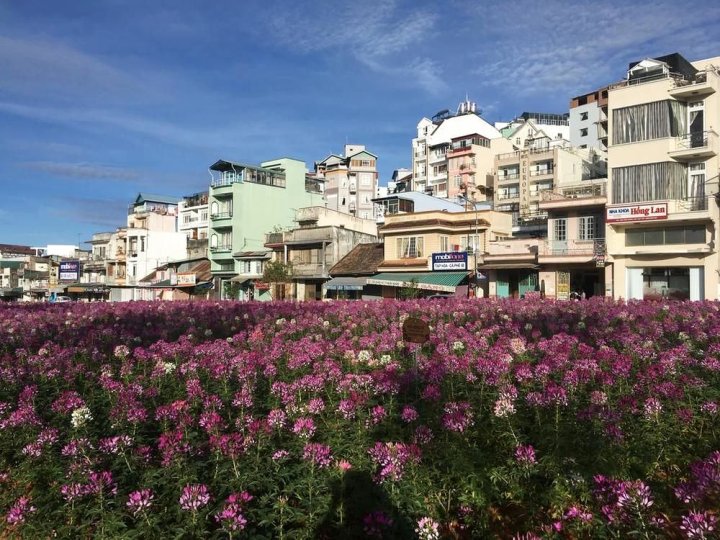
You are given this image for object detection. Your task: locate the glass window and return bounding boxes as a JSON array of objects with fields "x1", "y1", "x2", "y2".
[
  {"x1": 396, "y1": 237, "x2": 424, "y2": 258},
  {"x1": 644, "y1": 229, "x2": 663, "y2": 245},
  {"x1": 554, "y1": 218, "x2": 567, "y2": 241},
  {"x1": 625, "y1": 230, "x2": 643, "y2": 246},
  {"x1": 686, "y1": 226, "x2": 706, "y2": 244},
  {"x1": 664, "y1": 228, "x2": 684, "y2": 244},
  {"x1": 440, "y1": 236, "x2": 448, "y2": 252}
]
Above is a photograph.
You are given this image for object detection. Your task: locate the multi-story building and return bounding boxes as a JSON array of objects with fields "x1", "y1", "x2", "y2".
[
  {"x1": 373, "y1": 191, "x2": 470, "y2": 224},
  {"x1": 412, "y1": 100, "x2": 507, "y2": 196},
  {"x1": 605, "y1": 52, "x2": 720, "y2": 300},
  {"x1": 368, "y1": 209, "x2": 512, "y2": 298},
  {"x1": 264, "y1": 207, "x2": 378, "y2": 300},
  {"x1": 314, "y1": 145, "x2": 378, "y2": 220},
  {"x1": 494, "y1": 142, "x2": 597, "y2": 236},
  {"x1": 570, "y1": 87, "x2": 609, "y2": 152},
  {"x1": 538, "y1": 180, "x2": 608, "y2": 299},
  {"x1": 496, "y1": 112, "x2": 571, "y2": 147},
  {"x1": 178, "y1": 192, "x2": 209, "y2": 241},
  {"x1": 123, "y1": 194, "x2": 187, "y2": 291},
  {"x1": 207, "y1": 157, "x2": 325, "y2": 297}
]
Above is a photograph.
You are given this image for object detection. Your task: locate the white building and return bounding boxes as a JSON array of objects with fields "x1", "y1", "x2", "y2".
[{"x1": 412, "y1": 99, "x2": 505, "y2": 196}]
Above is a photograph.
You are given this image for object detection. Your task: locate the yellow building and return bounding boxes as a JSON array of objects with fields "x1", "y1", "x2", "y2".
[
  {"x1": 370, "y1": 209, "x2": 512, "y2": 298},
  {"x1": 605, "y1": 53, "x2": 720, "y2": 300}
]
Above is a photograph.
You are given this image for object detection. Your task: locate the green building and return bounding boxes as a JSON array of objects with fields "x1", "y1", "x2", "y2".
[{"x1": 208, "y1": 157, "x2": 325, "y2": 300}]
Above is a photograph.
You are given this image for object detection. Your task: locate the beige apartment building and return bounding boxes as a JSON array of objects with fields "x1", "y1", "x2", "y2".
[
  {"x1": 370, "y1": 209, "x2": 512, "y2": 297},
  {"x1": 315, "y1": 145, "x2": 378, "y2": 220},
  {"x1": 605, "y1": 53, "x2": 720, "y2": 300},
  {"x1": 494, "y1": 144, "x2": 595, "y2": 235}
]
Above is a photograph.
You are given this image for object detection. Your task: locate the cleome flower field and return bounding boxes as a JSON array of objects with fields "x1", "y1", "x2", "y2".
[{"x1": 1, "y1": 298, "x2": 720, "y2": 539}]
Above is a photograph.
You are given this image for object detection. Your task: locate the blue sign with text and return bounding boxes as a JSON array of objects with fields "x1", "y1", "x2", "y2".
[{"x1": 431, "y1": 252, "x2": 468, "y2": 271}]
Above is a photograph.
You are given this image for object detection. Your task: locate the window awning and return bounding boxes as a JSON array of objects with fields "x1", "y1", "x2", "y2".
[
  {"x1": 323, "y1": 277, "x2": 367, "y2": 291},
  {"x1": 366, "y1": 272, "x2": 467, "y2": 292}
]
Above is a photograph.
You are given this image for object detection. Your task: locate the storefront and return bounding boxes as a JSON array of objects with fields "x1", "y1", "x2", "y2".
[
  {"x1": 626, "y1": 267, "x2": 704, "y2": 300},
  {"x1": 366, "y1": 271, "x2": 469, "y2": 298}
]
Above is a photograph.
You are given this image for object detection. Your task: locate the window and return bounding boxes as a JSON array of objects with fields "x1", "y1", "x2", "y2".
[
  {"x1": 440, "y1": 236, "x2": 449, "y2": 252},
  {"x1": 554, "y1": 218, "x2": 567, "y2": 241},
  {"x1": 625, "y1": 225, "x2": 706, "y2": 246},
  {"x1": 578, "y1": 215, "x2": 602, "y2": 240},
  {"x1": 140, "y1": 237, "x2": 145, "y2": 252},
  {"x1": 580, "y1": 112, "x2": 589, "y2": 121},
  {"x1": 612, "y1": 100, "x2": 686, "y2": 144},
  {"x1": 397, "y1": 237, "x2": 424, "y2": 258},
  {"x1": 218, "y1": 262, "x2": 234, "y2": 272},
  {"x1": 462, "y1": 235, "x2": 480, "y2": 253},
  {"x1": 580, "y1": 128, "x2": 588, "y2": 137},
  {"x1": 611, "y1": 161, "x2": 685, "y2": 204},
  {"x1": 201, "y1": 211, "x2": 208, "y2": 221},
  {"x1": 454, "y1": 175, "x2": 462, "y2": 187},
  {"x1": 243, "y1": 261, "x2": 252, "y2": 274}
]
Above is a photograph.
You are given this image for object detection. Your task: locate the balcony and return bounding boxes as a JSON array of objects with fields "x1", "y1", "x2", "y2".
[
  {"x1": 668, "y1": 131, "x2": 718, "y2": 161},
  {"x1": 264, "y1": 232, "x2": 285, "y2": 246},
  {"x1": 512, "y1": 211, "x2": 548, "y2": 228},
  {"x1": 210, "y1": 245, "x2": 233, "y2": 254},
  {"x1": 539, "y1": 182, "x2": 607, "y2": 210},
  {"x1": 497, "y1": 172, "x2": 520, "y2": 182},
  {"x1": 539, "y1": 238, "x2": 604, "y2": 263},
  {"x1": 290, "y1": 262, "x2": 329, "y2": 278},
  {"x1": 529, "y1": 168, "x2": 554, "y2": 177},
  {"x1": 349, "y1": 182, "x2": 357, "y2": 193},
  {"x1": 497, "y1": 191, "x2": 520, "y2": 201},
  {"x1": 668, "y1": 70, "x2": 718, "y2": 100},
  {"x1": 285, "y1": 227, "x2": 334, "y2": 245},
  {"x1": 210, "y1": 211, "x2": 233, "y2": 220}
]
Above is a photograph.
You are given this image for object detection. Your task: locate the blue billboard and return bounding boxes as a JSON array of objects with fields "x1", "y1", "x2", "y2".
[
  {"x1": 431, "y1": 252, "x2": 468, "y2": 271},
  {"x1": 59, "y1": 261, "x2": 81, "y2": 282}
]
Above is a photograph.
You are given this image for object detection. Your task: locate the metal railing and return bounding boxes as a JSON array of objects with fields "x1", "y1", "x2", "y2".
[
  {"x1": 497, "y1": 173, "x2": 520, "y2": 181},
  {"x1": 210, "y1": 211, "x2": 233, "y2": 220},
  {"x1": 673, "y1": 130, "x2": 717, "y2": 151},
  {"x1": 539, "y1": 238, "x2": 605, "y2": 256},
  {"x1": 677, "y1": 196, "x2": 709, "y2": 211},
  {"x1": 497, "y1": 192, "x2": 520, "y2": 200},
  {"x1": 541, "y1": 182, "x2": 607, "y2": 201},
  {"x1": 529, "y1": 168, "x2": 554, "y2": 177}
]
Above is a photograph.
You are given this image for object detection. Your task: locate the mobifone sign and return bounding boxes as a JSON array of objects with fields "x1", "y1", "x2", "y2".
[
  {"x1": 59, "y1": 261, "x2": 81, "y2": 282},
  {"x1": 432, "y1": 251, "x2": 468, "y2": 271}
]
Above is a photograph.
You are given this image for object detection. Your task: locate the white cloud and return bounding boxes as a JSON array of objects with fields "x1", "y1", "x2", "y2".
[
  {"x1": 264, "y1": 0, "x2": 445, "y2": 94},
  {"x1": 466, "y1": 0, "x2": 720, "y2": 97},
  {"x1": 21, "y1": 161, "x2": 141, "y2": 181}
]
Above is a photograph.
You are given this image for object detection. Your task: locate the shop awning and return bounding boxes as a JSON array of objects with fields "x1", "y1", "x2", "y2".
[
  {"x1": 366, "y1": 272, "x2": 467, "y2": 293},
  {"x1": 478, "y1": 263, "x2": 539, "y2": 270},
  {"x1": 323, "y1": 277, "x2": 367, "y2": 291},
  {"x1": 229, "y1": 276, "x2": 256, "y2": 284}
]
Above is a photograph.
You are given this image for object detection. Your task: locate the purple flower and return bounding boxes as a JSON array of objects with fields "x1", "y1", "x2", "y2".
[
  {"x1": 215, "y1": 493, "x2": 251, "y2": 532},
  {"x1": 6, "y1": 496, "x2": 35, "y2": 526},
  {"x1": 514, "y1": 444, "x2": 537, "y2": 466},
  {"x1": 303, "y1": 443, "x2": 333, "y2": 468},
  {"x1": 179, "y1": 484, "x2": 210, "y2": 512},
  {"x1": 292, "y1": 417, "x2": 316, "y2": 439},
  {"x1": 127, "y1": 489, "x2": 154, "y2": 517},
  {"x1": 680, "y1": 510, "x2": 717, "y2": 539},
  {"x1": 442, "y1": 401, "x2": 474, "y2": 433},
  {"x1": 368, "y1": 441, "x2": 421, "y2": 483},
  {"x1": 400, "y1": 405, "x2": 419, "y2": 423},
  {"x1": 363, "y1": 510, "x2": 393, "y2": 538}
]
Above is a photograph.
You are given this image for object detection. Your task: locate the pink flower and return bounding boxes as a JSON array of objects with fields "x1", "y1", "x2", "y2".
[
  {"x1": 292, "y1": 417, "x2": 316, "y2": 439},
  {"x1": 337, "y1": 459, "x2": 352, "y2": 473},
  {"x1": 514, "y1": 444, "x2": 537, "y2": 466},
  {"x1": 215, "y1": 493, "x2": 251, "y2": 532},
  {"x1": 401, "y1": 405, "x2": 419, "y2": 423},
  {"x1": 6, "y1": 496, "x2": 35, "y2": 526},
  {"x1": 127, "y1": 489, "x2": 154, "y2": 517},
  {"x1": 179, "y1": 484, "x2": 210, "y2": 512},
  {"x1": 303, "y1": 443, "x2": 333, "y2": 468}
]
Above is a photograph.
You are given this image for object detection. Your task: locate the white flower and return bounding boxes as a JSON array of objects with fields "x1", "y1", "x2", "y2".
[
  {"x1": 71, "y1": 407, "x2": 93, "y2": 429},
  {"x1": 162, "y1": 362, "x2": 176, "y2": 375},
  {"x1": 452, "y1": 341, "x2": 465, "y2": 352},
  {"x1": 357, "y1": 350, "x2": 372, "y2": 363}
]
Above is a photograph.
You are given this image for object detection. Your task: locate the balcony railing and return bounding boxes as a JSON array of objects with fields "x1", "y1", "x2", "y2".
[
  {"x1": 539, "y1": 238, "x2": 605, "y2": 257},
  {"x1": 265, "y1": 232, "x2": 285, "y2": 245},
  {"x1": 512, "y1": 211, "x2": 548, "y2": 227},
  {"x1": 290, "y1": 262, "x2": 329, "y2": 278},
  {"x1": 497, "y1": 173, "x2": 520, "y2": 181},
  {"x1": 674, "y1": 130, "x2": 717, "y2": 151},
  {"x1": 210, "y1": 245, "x2": 233, "y2": 253},
  {"x1": 497, "y1": 192, "x2": 520, "y2": 200},
  {"x1": 677, "y1": 196, "x2": 709, "y2": 212},
  {"x1": 210, "y1": 211, "x2": 233, "y2": 220},
  {"x1": 541, "y1": 182, "x2": 607, "y2": 201},
  {"x1": 529, "y1": 168, "x2": 554, "y2": 177}
]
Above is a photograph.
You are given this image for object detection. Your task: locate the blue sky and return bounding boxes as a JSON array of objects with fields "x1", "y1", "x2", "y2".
[{"x1": 1, "y1": 0, "x2": 719, "y2": 247}]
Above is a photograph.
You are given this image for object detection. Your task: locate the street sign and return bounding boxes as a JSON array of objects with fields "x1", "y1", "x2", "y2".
[{"x1": 403, "y1": 317, "x2": 430, "y2": 344}]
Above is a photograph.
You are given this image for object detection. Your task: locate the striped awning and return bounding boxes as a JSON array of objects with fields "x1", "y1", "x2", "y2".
[{"x1": 366, "y1": 272, "x2": 467, "y2": 293}]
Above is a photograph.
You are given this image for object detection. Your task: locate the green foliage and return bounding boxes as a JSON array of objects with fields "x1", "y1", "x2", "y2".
[{"x1": 262, "y1": 260, "x2": 293, "y2": 283}]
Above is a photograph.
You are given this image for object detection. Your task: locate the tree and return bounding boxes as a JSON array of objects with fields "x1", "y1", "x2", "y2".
[
  {"x1": 262, "y1": 260, "x2": 293, "y2": 300},
  {"x1": 399, "y1": 278, "x2": 421, "y2": 300}
]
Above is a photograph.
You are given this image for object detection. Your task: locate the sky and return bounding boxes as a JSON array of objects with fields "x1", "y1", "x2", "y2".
[{"x1": 1, "y1": 0, "x2": 719, "y2": 247}]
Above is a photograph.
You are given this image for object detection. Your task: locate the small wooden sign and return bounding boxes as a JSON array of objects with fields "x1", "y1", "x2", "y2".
[{"x1": 403, "y1": 317, "x2": 430, "y2": 344}]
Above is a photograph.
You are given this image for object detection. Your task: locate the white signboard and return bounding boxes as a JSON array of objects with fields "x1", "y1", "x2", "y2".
[{"x1": 606, "y1": 203, "x2": 668, "y2": 223}]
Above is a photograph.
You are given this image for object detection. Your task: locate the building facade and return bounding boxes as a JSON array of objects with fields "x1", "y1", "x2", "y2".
[
  {"x1": 315, "y1": 145, "x2": 378, "y2": 220},
  {"x1": 570, "y1": 87, "x2": 609, "y2": 152},
  {"x1": 605, "y1": 53, "x2": 720, "y2": 300},
  {"x1": 207, "y1": 157, "x2": 325, "y2": 297}
]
